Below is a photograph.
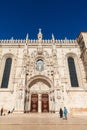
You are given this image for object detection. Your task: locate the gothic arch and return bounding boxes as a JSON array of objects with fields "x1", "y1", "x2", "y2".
[
  {"x1": 65, "y1": 52, "x2": 83, "y2": 88},
  {"x1": 66, "y1": 52, "x2": 78, "y2": 60},
  {"x1": 27, "y1": 75, "x2": 53, "y2": 88},
  {"x1": 35, "y1": 55, "x2": 44, "y2": 61},
  {"x1": 1, "y1": 53, "x2": 14, "y2": 59},
  {"x1": 24, "y1": 75, "x2": 52, "y2": 113}
]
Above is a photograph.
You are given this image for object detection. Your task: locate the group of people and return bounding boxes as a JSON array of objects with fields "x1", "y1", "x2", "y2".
[
  {"x1": 59, "y1": 107, "x2": 68, "y2": 119},
  {"x1": 1, "y1": 106, "x2": 67, "y2": 118},
  {"x1": 0, "y1": 107, "x2": 15, "y2": 116}
]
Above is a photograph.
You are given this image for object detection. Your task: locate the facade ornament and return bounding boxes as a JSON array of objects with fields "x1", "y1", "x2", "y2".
[
  {"x1": 65, "y1": 37, "x2": 67, "y2": 40},
  {"x1": 24, "y1": 90, "x2": 29, "y2": 113},
  {"x1": 10, "y1": 37, "x2": 14, "y2": 43},
  {"x1": 23, "y1": 34, "x2": 30, "y2": 106},
  {"x1": 38, "y1": 28, "x2": 42, "y2": 41},
  {"x1": 11, "y1": 37, "x2": 14, "y2": 40},
  {"x1": 24, "y1": 34, "x2": 29, "y2": 56},
  {"x1": 77, "y1": 34, "x2": 87, "y2": 80},
  {"x1": 52, "y1": 33, "x2": 56, "y2": 55},
  {"x1": 52, "y1": 33, "x2": 55, "y2": 43},
  {"x1": 26, "y1": 33, "x2": 29, "y2": 41},
  {"x1": 37, "y1": 29, "x2": 43, "y2": 54},
  {"x1": 52, "y1": 35, "x2": 57, "y2": 58},
  {"x1": 37, "y1": 44, "x2": 43, "y2": 54}
]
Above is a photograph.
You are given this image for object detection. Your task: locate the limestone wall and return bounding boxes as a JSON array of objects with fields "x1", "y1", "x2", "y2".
[{"x1": 0, "y1": 32, "x2": 87, "y2": 114}]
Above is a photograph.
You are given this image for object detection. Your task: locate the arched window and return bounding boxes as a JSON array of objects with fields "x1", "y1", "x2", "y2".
[
  {"x1": 68, "y1": 57, "x2": 79, "y2": 87},
  {"x1": 1, "y1": 58, "x2": 12, "y2": 88},
  {"x1": 36, "y1": 59, "x2": 44, "y2": 71}
]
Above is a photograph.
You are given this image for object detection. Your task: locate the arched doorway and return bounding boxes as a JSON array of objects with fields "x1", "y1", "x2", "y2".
[{"x1": 27, "y1": 75, "x2": 52, "y2": 113}]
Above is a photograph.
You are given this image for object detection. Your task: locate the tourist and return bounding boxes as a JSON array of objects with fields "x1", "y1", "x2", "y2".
[
  {"x1": 1, "y1": 107, "x2": 3, "y2": 116},
  {"x1": 59, "y1": 108, "x2": 63, "y2": 118},
  {"x1": 8, "y1": 107, "x2": 15, "y2": 115},
  {"x1": 10, "y1": 107, "x2": 15, "y2": 113},
  {"x1": 63, "y1": 107, "x2": 68, "y2": 120},
  {"x1": 8, "y1": 110, "x2": 10, "y2": 114}
]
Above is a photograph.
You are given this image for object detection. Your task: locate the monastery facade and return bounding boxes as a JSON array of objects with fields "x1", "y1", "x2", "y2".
[{"x1": 0, "y1": 29, "x2": 87, "y2": 115}]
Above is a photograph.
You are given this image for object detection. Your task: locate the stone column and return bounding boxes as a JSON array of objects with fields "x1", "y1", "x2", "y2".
[
  {"x1": 29, "y1": 94, "x2": 31, "y2": 112},
  {"x1": 51, "y1": 91, "x2": 55, "y2": 113},
  {"x1": 38, "y1": 94, "x2": 41, "y2": 113},
  {"x1": 49, "y1": 94, "x2": 51, "y2": 112},
  {"x1": 16, "y1": 89, "x2": 24, "y2": 113},
  {"x1": 49, "y1": 92, "x2": 53, "y2": 113}
]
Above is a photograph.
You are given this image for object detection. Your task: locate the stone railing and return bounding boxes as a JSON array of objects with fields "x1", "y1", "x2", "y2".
[{"x1": 0, "y1": 39, "x2": 77, "y2": 45}]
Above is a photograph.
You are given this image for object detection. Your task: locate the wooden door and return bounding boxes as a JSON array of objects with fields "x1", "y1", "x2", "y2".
[
  {"x1": 30, "y1": 94, "x2": 38, "y2": 112},
  {"x1": 42, "y1": 94, "x2": 49, "y2": 112}
]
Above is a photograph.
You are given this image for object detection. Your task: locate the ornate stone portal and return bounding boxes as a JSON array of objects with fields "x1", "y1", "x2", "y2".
[
  {"x1": 23, "y1": 30, "x2": 64, "y2": 113},
  {"x1": 24, "y1": 77, "x2": 63, "y2": 113}
]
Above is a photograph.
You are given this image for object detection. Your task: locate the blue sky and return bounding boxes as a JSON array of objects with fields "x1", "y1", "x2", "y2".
[{"x1": 0, "y1": 0, "x2": 87, "y2": 39}]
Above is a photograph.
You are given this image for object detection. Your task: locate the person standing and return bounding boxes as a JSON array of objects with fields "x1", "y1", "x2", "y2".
[
  {"x1": 59, "y1": 108, "x2": 63, "y2": 118},
  {"x1": 63, "y1": 107, "x2": 68, "y2": 120},
  {"x1": 1, "y1": 107, "x2": 3, "y2": 116}
]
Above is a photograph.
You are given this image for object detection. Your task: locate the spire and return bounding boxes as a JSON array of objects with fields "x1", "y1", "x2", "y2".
[
  {"x1": 24, "y1": 33, "x2": 29, "y2": 55},
  {"x1": 52, "y1": 33, "x2": 56, "y2": 56},
  {"x1": 38, "y1": 28, "x2": 42, "y2": 40},
  {"x1": 11, "y1": 37, "x2": 14, "y2": 40},
  {"x1": 39, "y1": 28, "x2": 41, "y2": 33},
  {"x1": 26, "y1": 33, "x2": 29, "y2": 40},
  {"x1": 10, "y1": 37, "x2": 14, "y2": 43},
  {"x1": 65, "y1": 37, "x2": 67, "y2": 40},
  {"x1": 52, "y1": 33, "x2": 55, "y2": 44},
  {"x1": 37, "y1": 29, "x2": 43, "y2": 54},
  {"x1": 52, "y1": 33, "x2": 55, "y2": 41}
]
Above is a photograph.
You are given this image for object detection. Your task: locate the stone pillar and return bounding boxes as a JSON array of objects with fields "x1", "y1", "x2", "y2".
[
  {"x1": 84, "y1": 62, "x2": 87, "y2": 79},
  {"x1": 16, "y1": 89, "x2": 24, "y2": 113},
  {"x1": 52, "y1": 91, "x2": 55, "y2": 113},
  {"x1": 55, "y1": 90, "x2": 59, "y2": 113},
  {"x1": 38, "y1": 94, "x2": 41, "y2": 113},
  {"x1": 49, "y1": 93, "x2": 52, "y2": 113},
  {"x1": 50, "y1": 91, "x2": 55, "y2": 113},
  {"x1": 29, "y1": 94, "x2": 31, "y2": 112}
]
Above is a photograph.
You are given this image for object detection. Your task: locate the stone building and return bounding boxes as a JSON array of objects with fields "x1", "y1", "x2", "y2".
[{"x1": 0, "y1": 29, "x2": 87, "y2": 115}]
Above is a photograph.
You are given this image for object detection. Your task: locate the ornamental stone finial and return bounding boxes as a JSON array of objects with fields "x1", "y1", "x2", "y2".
[
  {"x1": 39, "y1": 28, "x2": 41, "y2": 33},
  {"x1": 52, "y1": 33, "x2": 55, "y2": 44},
  {"x1": 52, "y1": 33, "x2": 55, "y2": 41},
  {"x1": 65, "y1": 37, "x2": 67, "y2": 40},
  {"x1": 26, "y1": 33, "x2": 29, "y2": 40},
  {"x1": 38, "y1": 28, "x2": 42, "y2": 40},
  {"x1": 11, "y1": 37, "x2": 14, "y2": 40}
]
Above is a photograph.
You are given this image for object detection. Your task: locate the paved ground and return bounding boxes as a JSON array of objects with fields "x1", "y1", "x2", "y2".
[{"x1": 0, "y1": 113, "x2": 87, "y2": 130}]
